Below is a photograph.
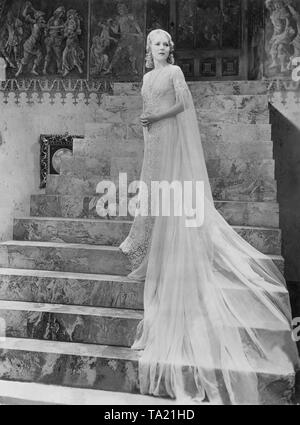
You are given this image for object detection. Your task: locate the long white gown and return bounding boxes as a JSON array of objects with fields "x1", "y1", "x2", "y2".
[{"x1": 119, "y1": 64, "x2": 299, "y2": 404}]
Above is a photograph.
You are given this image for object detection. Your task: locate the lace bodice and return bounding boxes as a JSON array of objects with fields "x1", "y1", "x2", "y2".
[{"x1": 141, "y1": 64, "x2": 190, "y2": 115}]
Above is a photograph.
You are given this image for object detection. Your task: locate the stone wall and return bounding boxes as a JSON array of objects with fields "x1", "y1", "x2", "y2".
[
  {"x1": 263, "y1": 0, "x2": 300, "y2": 80},
  {"x1": 270, "y1": 92, "x2": 300, "y2": 283},
  {"x1": 0, "y1": 89, "x2": 103, "y2": 242}
]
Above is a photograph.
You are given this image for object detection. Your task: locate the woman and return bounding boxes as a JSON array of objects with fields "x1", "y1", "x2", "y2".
[{"x1": 119, "y1": 29, "x2": 299, "y2": 404}]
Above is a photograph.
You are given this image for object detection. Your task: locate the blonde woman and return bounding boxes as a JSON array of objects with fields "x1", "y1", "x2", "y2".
[{"x1": 119, "y1": 29, "x2": 299, "y2": 405}]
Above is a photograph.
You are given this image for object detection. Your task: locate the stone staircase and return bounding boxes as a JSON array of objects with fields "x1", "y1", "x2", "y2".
[{"x1": 0, "y1": 81, "x2": 298, "y2": 404}]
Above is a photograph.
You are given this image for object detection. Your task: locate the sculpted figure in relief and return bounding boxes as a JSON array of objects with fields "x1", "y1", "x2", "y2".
[{"x1": 266, "y1": 0, "x2": 296, "y2": 73}]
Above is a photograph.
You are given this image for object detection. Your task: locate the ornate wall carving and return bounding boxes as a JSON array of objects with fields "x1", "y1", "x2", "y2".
[
  {"x1": 0, "y1": 0, "x2": 146, "y2": 82},
  {"x1": 0, "y1": 78, "x2": 112, "y2": 104},
  {"x1": 90, "y1": 0, "x2": 145, "y2": 79},
  {"x1": 1, "y1": 0, "x2": 300, "y2": 83},
  {"x1": 264, "y1": 0, "x2": 300, "y2": 78}
]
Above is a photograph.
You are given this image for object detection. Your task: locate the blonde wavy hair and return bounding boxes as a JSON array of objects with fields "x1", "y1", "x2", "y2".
[{"x1": 145, "y1": 29, "x2": 175, "y2": 69}]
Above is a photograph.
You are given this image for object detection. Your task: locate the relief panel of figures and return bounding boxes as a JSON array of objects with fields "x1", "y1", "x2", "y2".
[
  {"x1": 264, "y1": 0, "x2": 300, "y2": 77},
  {"x1": 0, "y1": 0, "x2": 146, "y2": 81},
  {"x1": 3, "y1": 0, "x2": 300, "y2": 81},
  {"x1": 0, "y1": 0, "x2": 88, "y2": 78},
  {"x1": 90, "y1": 0, "x2": 146, "y2": 79}
]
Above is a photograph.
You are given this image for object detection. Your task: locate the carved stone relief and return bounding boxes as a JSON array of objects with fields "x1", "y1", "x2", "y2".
[
  {"x1": 0, "y1": 0, "x2": 146, "y2": 82},
  {"x1": 264, "y1": 0, "x2": 300, "y2": 78},
  {"x1": 0, "y1": 1, "x2": 88, "y2": 79},
  {"x1": 90, "y1": 0, "x2": 146, "y2": 80}
]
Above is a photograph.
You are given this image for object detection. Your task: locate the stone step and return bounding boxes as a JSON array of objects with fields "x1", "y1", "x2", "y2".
[
  {"x1": 214, "y1": 200, "x2": 279, "y2": 228},
  {"x1": 65, "y1": 145, "x2": 275, "y2": 181},
  {"x1": 0, "y1": 337, "x2": 142, "y2": 395},
  {"x1": 0, "y1": 239, "x2": 286, "y2": 276},
  {"x1": 0, "y1": 269, "x2": 289, "y2": 310},
  {"x1": 102, "y1": 94, "x2": 142, "y2": 112},
  {"x1": 211, "y1": 177, "x2": 277, "y2": 202},
  {"x1": 112, "y1": 81, "x2": 270, "y2": 96},
  {"x1": 190, "y1": 82, "x2": 270, "y2": 97},
  {"x1": 60, "y1": 156, "x2": 143, "y2": 184},
  {"x1": 0, "y1": 300, "x2": 142, "y2": 347},
  {"x1": 76, "y1": 122, "x2": 272, "y2": 165},
  {"x1": 79, "y1": 122, "x2": 143, "y2": 155},
  {"x1": 62, "y1": 142, "x2": 274, "y2": 182},
  {"x1": 203, "y1": 141, "x2": 273, "y2": 160},
  {"x1": 0, "y1": 241, "x2": 131, "y2": 276},
  {"x1": 83, "y1": 121, "x2": 271, "y2": 144},
  {"x1": 0, "y1": 337, "x2": 295, "y2": 404},
  {"x1": 0, "y1": 269, "x2": 144, "y2": 309},
  {"x1": 68, "y1": 150, "x2": 275, "y2": 183},
  {"x1": 199, "y1": 123, "x2": 271, "y2": 145},
  {"x1": 29, "y1": 194, "x2": 132, "y2": 221},
  {"x1": 46, "y1": 155, "x2": 276, "y2": 190},
  {"x1": 60, "y1": 156, "x2": 113, "y2": 181},
  {"x1": 45, "y1": 174, "x2": 277, "y2": 202},
  {"x1": 92, "y1": 105, "x2": 269, "y2": 127},
  {"x1": 13, "y1": 217, "x2": 133, "y2": 247},
  {"x1": 101, "y1": 94, "x2": 269, "y2": 124},
  {"x1": 71, "y1": 143, "x2": 274, "y2": 178},
  {"x1": 0, "y1": 300, "x2": 293, "y2": 349},
  {"x1": 103, "y1": 93, "x2": 269, "y2": 109},
  {"x1": 30, "y1": 195, "x2": 280, "y2": 228},
  {"x1": 0, "y1": 380, "x2": 177, "y2": 405},
  {"x1": 195, "y1": 95, "x2": 269, "y2": 124},
  {"x1": 13, "y1": 217, "x2": 282, "y2": 255}
]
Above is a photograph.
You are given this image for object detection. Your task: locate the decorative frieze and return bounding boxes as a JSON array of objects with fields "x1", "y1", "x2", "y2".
[
  {"x1": 264, "y1": 0, "x2": 300, "y2": 78},
  {"x1": 0, "y1": 78, "x2": 113, "y2": 104},
  {"x1": 0, "y1": 78, "x2": 298, "y2": 106}
]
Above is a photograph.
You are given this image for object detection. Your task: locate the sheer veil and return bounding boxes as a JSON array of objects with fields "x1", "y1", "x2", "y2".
[{"x1": 124, "y1": 65, "x2": 299, "y2": 404}]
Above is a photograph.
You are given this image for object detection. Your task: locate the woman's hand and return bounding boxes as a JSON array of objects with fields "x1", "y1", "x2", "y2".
[{"x1": 140, "y1": 113, "x2": 159, "y2": 129}]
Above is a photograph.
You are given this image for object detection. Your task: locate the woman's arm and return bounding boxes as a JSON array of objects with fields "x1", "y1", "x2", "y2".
[
  {"x1": 140, "y1": 101, "x2": 184, "y2": 127},
  {"x1": 156, "y1": 101, "x2": 185, "y2": 120}
]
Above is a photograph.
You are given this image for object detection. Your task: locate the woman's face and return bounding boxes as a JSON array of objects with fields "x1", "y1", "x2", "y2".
[{"x1": 150, "y1": 32, "x2": 171, "y2": 64}]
